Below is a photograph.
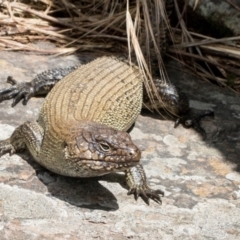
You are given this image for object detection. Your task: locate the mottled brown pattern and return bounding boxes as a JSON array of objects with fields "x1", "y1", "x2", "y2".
[{"x1": 0, "y1": 56, "x2": 162, "y2": 204}]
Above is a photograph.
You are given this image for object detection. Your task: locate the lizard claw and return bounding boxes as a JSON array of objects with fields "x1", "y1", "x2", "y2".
[
  {"x1": 175, "y1": 109, "x2": 214, "y2": 139},
  {"x1": 0, "y1": 77, "x2": 34, "y2": 107},
  {"x1": 127, "y1": 185, "x2": 164, "y2": 205},
  {"x1": 0, "y1": 139, "x2": 15, "y2": 157},
  {"x1": 125, "y1": 165, "x2": 164, "y2": 205},
  {"x1": 7, "y1": 76, "x2": 18, "y2": 85}
]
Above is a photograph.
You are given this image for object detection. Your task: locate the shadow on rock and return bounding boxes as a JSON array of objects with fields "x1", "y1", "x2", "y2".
[
  {"x1": 20, "y1": 154, "x2": 120, "y2": 211},
  {"x1": 142, "y1": 60, "x2": 240, "y2": 172}
]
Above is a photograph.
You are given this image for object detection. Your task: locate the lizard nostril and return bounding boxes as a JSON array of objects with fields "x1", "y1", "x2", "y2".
[
  {"x1": 128, "y1": 148, "x2": 141, "y2": 160},
  {"x1": 128, "y1": 150, "x2": 134, "y2": 156}
]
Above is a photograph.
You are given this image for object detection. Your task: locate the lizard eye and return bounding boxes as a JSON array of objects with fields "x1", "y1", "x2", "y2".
[
  {"x1": 99, "y1": 142, "x2": 111, "y2": 152},
  {"x1": 184, "y1": 119, "x2": 193, "y2": 127}
]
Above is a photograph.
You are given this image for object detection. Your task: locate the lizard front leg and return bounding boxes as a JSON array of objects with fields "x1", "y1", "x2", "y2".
[
  {"x1": 0, "y1": 121, "x2": 44, "y2": 159},
  {"x1": 125, "y1": 164, "x2": 164, "y2": 205},
  {"x1": 0, "y1": 65, "x2": 79, "y2": 107}
]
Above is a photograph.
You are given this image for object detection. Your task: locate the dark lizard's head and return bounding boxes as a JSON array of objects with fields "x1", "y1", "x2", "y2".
[
  {"x1": 174, "y1": 109, "x2": 214, "y2": 139},
  {"x1": 65, "y1": 121, "x2": 141, "y2": 177}
]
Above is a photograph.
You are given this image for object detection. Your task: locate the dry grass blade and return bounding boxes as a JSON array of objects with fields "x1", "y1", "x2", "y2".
[
  {"x1": 173, "y1": 0, "x2": 216, "y2": 77},
  {"x1": 1, "y1": 0, "x2": 239, "y2": 94},
  {"x1": 0, "y1": 0, "x2": 130, "y2": 51},
  {"x1": 169, "y1": 0, "x2": 240, "y2": 93},
  {"x1": 173, "y1": 36, "x2": 240, "y2": 49},
  {"x1": 0, "y1": 0, "x2": 172, "y2": 109},
  {"x1": 169, "y1": 48, "x2": 240, "y2": 79},
  {"x1": 201, "y1": 44, "x2": 240, "y2": 59},
  {"x1": 0, "y1": 38, "x2": 77, "y2": 54},
  {"x1": 226, "y1": 0, "x2": 240, "y2": 11},
  {"x1": 126, "y1": 0, "x2": 159, "y2": 111},
  {"x1": 193, "y1": 0, "x2": 200, "y2": 11},
  {"x1": 125, "y1": 0, "x2": 175, "y2": 114}
]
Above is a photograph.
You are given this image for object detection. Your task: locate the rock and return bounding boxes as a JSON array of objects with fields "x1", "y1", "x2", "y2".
[
  {"x1": 0, "y1": 50, "x2": 240, "y2": 239},
  {"x1": 189, "y1": 0, "x2": 240, "y2": 36}
]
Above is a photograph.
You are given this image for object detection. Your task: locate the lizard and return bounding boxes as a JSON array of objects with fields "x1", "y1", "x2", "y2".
[
  {"x1": 0, "y1": 56, "x2": 213, "y2": 205},
  {"x1": 0, "y1": 56, "x2": 164, "y2": 205},
  {"x1": 0, "y1": 1, "x2": 213, "y2": 204}
]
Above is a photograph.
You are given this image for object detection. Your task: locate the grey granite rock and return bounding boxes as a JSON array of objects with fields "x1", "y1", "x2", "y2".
[
  {"x1": 189, "y1": 0, "x2": 240, "y2": 35},
  {"x1": 0, "y1": 51, "x2": 240, "y2": 239}
]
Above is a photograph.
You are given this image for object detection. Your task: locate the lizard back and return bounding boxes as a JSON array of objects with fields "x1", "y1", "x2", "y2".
[{"x1": 38, "y1": 56, "x2": 143, "y2": 134}]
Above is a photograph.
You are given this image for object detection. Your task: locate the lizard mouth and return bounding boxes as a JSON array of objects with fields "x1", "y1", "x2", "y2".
[{"x1": 80, "y1": 159, "x2": 138, "y2": 173}]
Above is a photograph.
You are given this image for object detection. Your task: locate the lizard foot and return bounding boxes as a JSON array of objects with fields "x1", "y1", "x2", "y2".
[
  {"x1": 128, "y1": 185, "x2": 164, "y2": 205},
  {"x1": 125, "y1": 164, "x2": 164, "y2": 205},
  {"x1": 174, "y1": 109, "x2": 214, "y2": 139},
  {"x1": 0, "y1": 76, "x2": 34, "y2": 107},
  {"x1": 0, "y1": 139, "x2": 15, "y2": 157}
]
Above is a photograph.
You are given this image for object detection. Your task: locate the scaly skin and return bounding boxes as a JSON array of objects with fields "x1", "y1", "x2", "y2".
[
  {"x1": 0, "y1": 56, "x2": 164, "y2": 205},
  {"x1": 142, "y1": 77, "x2": 214, "y2": 139},
  {"x1": 0, "y1": 59, "x2": 214, "y2": 138}
]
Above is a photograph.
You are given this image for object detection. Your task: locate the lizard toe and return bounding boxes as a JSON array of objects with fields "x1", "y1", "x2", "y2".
[
  {"x1": 128, "y1": 185, "x2": 164, "y2": 205},
  {"x1": 0, "y1": 139, "x2": 15, "y2": 157}
]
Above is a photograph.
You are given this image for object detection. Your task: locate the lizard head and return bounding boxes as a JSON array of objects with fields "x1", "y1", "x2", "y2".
[
  {"x1": 174, "y1": 109, "x2": 214, "y2": 139},
  {"x1": 65, "y1": 121, "x2": 141, "y2": 176}
]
